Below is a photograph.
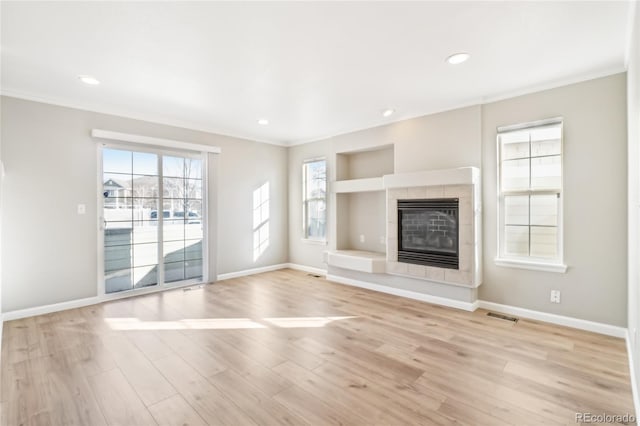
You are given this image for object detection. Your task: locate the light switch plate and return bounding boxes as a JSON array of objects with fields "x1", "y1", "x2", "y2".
[{"x1": 77, "y1": 204, "x2": 86, "y2": 215}]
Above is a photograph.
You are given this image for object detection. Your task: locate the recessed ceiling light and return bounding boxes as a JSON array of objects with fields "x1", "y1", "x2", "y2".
[
  {"x1": 78, "y1": 75, "x2": 100, "y2": 85},
  {"x1": 257, "y1": 119, "x2": 269, "y2": 125},
  {"x1": 446, "y1": 52, "x2": 471, "y2": 65},
  {"x1": 382, "y1": 109, "x2": 395, "y2": 117}
]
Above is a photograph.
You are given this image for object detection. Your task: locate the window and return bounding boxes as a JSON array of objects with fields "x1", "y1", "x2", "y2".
[
  {"x1": 302, "y1": 158, "x2": 327, "y2": 241},
  {"x1": 497, "y1": 118, "x2": 566, "y2": 272},
  {"x1": 102, "y1": 147, "x2": 205, "y2": 294}
]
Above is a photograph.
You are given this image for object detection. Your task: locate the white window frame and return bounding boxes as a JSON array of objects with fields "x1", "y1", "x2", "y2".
[
  {"x1": 96, "y1": 141, "x2": 210, "y2": 299},
  {"x1": 302, "y1": 157, "x2": 327, "y2": 243},
  {"x1": 496, "y1": 117, "x2": 567, "y2": 273}
]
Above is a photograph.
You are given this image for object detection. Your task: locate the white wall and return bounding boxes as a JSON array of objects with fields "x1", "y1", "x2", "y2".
[
  {"x1": 0, "y1": 96, "x2": 289, "y2": 312},
  {"x1": 627, "y1": 0, "x2": 640, "y2": 399},
  {"x1": 481, "y1": 73, "x2": 628, "y2": 326}
]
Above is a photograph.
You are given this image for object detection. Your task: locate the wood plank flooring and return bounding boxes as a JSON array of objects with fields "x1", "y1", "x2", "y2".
[{"x1": 1, "y1": 269, "x2": 635, "y2": 425}]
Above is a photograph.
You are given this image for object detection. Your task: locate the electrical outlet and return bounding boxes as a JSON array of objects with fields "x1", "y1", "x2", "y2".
[
  {"x1": 380, "y1": 236, "x2": 386, "y2": 245},
  {"x1": 550, "y1": 290, "x2": 561, "y2": 304},
  {"x1": 77, "y1": 204, "x2": 86, "y2": 215},
  {"x1": 359, "y1": 234, "x2": 365, "y2": 243}
]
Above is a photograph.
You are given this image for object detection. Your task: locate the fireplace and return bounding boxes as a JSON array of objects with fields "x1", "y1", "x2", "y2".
[{"x1": 397, "y1": 198, "x2": 459, "y2": 269}]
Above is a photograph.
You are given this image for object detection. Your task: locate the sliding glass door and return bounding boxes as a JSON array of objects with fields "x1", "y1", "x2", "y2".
[{"x1": 102, "y1": 147, "x2": 205, "y2": 294}]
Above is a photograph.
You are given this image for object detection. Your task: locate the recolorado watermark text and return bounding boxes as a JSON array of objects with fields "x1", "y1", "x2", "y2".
[{"x1": 575, "y1": 412, "x2": 635, "y2": 424}]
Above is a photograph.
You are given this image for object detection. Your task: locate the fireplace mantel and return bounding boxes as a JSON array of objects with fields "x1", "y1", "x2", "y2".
[
  {"x1": 383, "y1": 167, "x2": 479, "y2": 189},
  {"x1": 332, "y1": 167, "x2": 480, "y2": 194}
]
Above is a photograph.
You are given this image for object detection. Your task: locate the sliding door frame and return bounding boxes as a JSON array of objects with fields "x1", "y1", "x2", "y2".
[{"x1": 96, "y1": 141, "x2": 210, "y2": 299}]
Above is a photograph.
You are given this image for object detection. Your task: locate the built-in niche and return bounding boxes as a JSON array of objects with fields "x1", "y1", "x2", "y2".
[
  {"x1": 336, "y1": 145, "x2": 394, "y2": 180},
  {"x1": 334, "y1": 145, "x2": 394, "y2": 254}
]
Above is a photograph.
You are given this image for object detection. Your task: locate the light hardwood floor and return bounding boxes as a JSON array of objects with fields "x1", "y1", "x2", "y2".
[{"x1": 1, "y1": 269, "x2": 635, "y2": 425}]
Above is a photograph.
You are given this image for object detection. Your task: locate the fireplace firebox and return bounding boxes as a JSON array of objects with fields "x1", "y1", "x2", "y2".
[{"x1": 397, "y1": 198, "x2": 459, "y2": 269}]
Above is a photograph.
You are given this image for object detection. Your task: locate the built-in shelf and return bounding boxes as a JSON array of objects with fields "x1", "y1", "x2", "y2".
[
  {"x1": 325, "y1": 250, "x2": 387, "y2": 273},
  {"x1": 332, "y1": 177, "x2": 384, "y2": 193}
]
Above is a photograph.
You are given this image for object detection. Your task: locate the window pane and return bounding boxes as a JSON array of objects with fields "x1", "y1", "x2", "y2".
[
  {"x1": 163, "y1": 156, "x2": 185, "y2": 178},
  {"x1": 133, "y1": 266, "x2": 158, "y2": 288},
  {"x1": 185, "y1": 179, "x2": 202, "y2": 199},
  {"x1": 164, "y1": 240, "x2": 185, "y2": 262},
  {"x1": 163, "y1": 177, "x2": 186, "y2": 198},
  {"x1": 105, "y1": 244, "x2": 132, "y2": 271},
  {"x1": 501, "y1": 131, "x2": 529, "y2": 160},
  {"x1": 531, "y1": 155, "x2": 561, "y2": 189},
  {"x1": 501, "y1": 158, "x2": 530, "y2": 190},
  {"x1": 304, "y1": 161, "x2": 326, "y2": 198},
  {"x1": 133, "y1": 242, "x2": 158, "y2": 267},
  {"x1": 165, "y1": 261, "x2": 185, "y2": 282},
  {"x1": 105, "y1": 269, "x2": 133, "y2": 293},
  {"x1": 163, "y1": 199, "x2": 188, "y2": 223},
  {"x1": 185, "y1": 259, "x2": 203, "y2": 280},
  {"x1": 164, "y1": 218, "x2": 185, "y2": 242},
  {"x1": 530, "y1": 195, "x2": 558, "y2": 226},
  {"x1": 185, "y1": 222, "x2": 203, "y2": 240},
  {"x1": 530, "y1": 126, "x2": 561, "y2": 157},
  {"x1": 185, "y1": 240, "x2": 203, "y2": 260},
  {"x1": 505, "y1": 226, "x2": 529, "y2": 256},
  {"x1": 531, "y1": 138, "x2": 561, "y2": 158},
  {"x1": 103, "y1": 173, "x2": 131, "y2": 200},
  {"x1": 306, "y1": 199, "x2": 326, "y2": 239},
  {"x1": 133, "y1": 197, "x2": 159, "y2": 212},
  {"x1": 504, "y1": 195, "x2": 528, "y2": 225},
  {"x1": 530, "y1": 226, "x2": 558, "y2": 258},
  {"x1": 133, "y1": 152, "x2": 158, "y2": 176},
  {"x1": 186, "y1": 200, "x2": 203, "y2": 222},
  {"x1": 185, "y1": 158, "x2": 202, "y2": 179},
  {"x1": 105, "y1": 227, "x2": 133, "y2": 247},
  {"x1": 303, "y1": 160, "x2": 326, "y2": 240},
  {"x1": 132, "y1": 175, "x2": 160, "y2": 198},
  {"x1": 132, "y1": 220, "x2": 159, "y2": 244},
  {"x1": 103, "y1": 149, "x2": 132, "y2": 174}
]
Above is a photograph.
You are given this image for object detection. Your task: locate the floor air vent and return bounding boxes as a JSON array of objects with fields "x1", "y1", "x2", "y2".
[{"x1": 487, "y1": 312, "x2": 519, "y2": 323}]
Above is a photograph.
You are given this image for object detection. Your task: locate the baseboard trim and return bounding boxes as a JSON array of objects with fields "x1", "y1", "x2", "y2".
[
  {"x1": 478, "y1": 300, "x2": 626, "y2": 338},
  {"x1": 1, "y1": 262, "x2": 297, "y2": 322},
  {"x1": 326, "y1": 274, "x2": 478, "y2": 312},
  {"x1": 2, "y1": 296, "x2": 101, "y2": 322},
  {"x1": 286, "y1": 263, "x2": 327, "y2": 276},
  {"x1": 216, "y1": 263, "x2": 289, "y2": 281},
  {"x1": 626, "y1": 331, "x2": 640, "y2": 418}
]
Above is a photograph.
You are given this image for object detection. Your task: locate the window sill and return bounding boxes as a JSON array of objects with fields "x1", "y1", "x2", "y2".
[
  {"x1": 494, "y1": 258, "x2": 568, "y2": 273},
  {"x1": 301, "y1": 238, "x2": 328, "y2": 246}
]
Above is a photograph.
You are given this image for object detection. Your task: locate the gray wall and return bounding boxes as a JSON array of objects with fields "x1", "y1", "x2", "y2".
[
  {"x1": 288, "y1": 105, "x2": 482, "y2": 269},
  {"x1": 288, "y1": 75, "x2": 628, "y2": 326},
  {"x1": 481, "y1": 73, "x2": 628, "y2": 326},
  {"x1": 627, "y1": 2, "x2": 640, "y2": 396},
  {"x1": 0, "y1": 96, "x2": 288, "y2": 312},
  {"x1": 0, "y1": 72, "x2": 629, "y2": 327}
]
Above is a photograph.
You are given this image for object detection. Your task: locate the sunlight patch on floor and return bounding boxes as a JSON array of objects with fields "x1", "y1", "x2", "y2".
[{"x1": 104, "y1": 315, "x2": 357, "y2": 330}]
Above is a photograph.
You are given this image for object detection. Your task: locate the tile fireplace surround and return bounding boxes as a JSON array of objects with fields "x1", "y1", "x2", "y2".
[
  {"x1": 387, "y1": 185, "x2": 476, "y2": 286},
  {"x1": 327, "y1": 167, "x2": 482, "y2": 307},
  {"x1": 384, "y1": 168, "x2": 481, "y2": 288}
]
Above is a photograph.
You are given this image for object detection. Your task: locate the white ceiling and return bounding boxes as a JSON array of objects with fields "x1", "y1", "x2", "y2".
[{"x1": 0, "y1": 1, "x2": 632, "y2": 146}]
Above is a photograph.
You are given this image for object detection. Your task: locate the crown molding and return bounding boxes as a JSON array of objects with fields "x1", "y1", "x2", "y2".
[{"x1": 0, "y1": 88, "x2": 289, "y2": 147}]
